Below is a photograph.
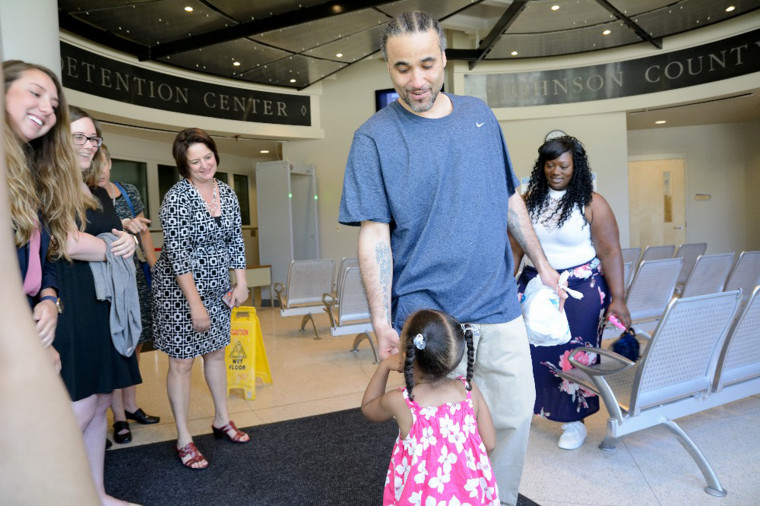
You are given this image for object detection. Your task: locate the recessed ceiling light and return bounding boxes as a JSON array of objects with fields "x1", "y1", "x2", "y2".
[
  {"x1": 655, "y1": 120, "x2": 667, "y2": 125},
  {"x1": 336, "y1": 53, "x2": 343, "y2": 58},
  {"x1": 510, "y1": 51, "x2": 518, "y2": 56},
  {"x1": 551, "y1": 5, "x2": 560, "y2": 11},
  {"x1": 289, "y1": 78, "x2": 296, "y2": 83},
  {"x1": 184, "y1": 6, "x2": 193, "y2": 12},
  {"x1": 603, "y1": 29, "x2": 612, "y2": 35},
  {"x1": 233, "y1": 61, "x2": 241, "y2": 66},
  {"x1": 726, "y1": 6, "x2": 736, "y2": 12},
  {"x1": 260, "y1": 150, "x2": 270, "y2": 154}
]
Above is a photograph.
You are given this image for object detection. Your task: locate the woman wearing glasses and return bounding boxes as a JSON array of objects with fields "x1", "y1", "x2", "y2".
[{"x1": 52, "y1": 106, "x2": 142, "y2": 506}]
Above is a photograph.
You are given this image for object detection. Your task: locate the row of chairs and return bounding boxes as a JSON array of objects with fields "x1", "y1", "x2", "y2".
[
  {"x1": 615, "y1": 249, "x2": 760, "y2": 336},
  {"x1": 622, "y1": 242, "x2": 707, "y2": 291},
  {"x1": 273, "y1": 258, "x2": 378, "y2": 361},
  {"x1": 558, "y1": 287, "x2": 760, "y2": 496}
]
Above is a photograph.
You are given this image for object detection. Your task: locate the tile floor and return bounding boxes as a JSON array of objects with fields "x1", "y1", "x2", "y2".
[{"x1": 109, "y1": 306, "x2": 760, "y2": 505}]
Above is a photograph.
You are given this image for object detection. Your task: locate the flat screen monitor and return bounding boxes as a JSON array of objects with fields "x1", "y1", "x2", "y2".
[{"x1": 375, "y1": 88, "x2": 399, "y2": 111}]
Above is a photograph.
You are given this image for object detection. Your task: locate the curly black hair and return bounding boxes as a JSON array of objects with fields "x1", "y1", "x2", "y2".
[{"x1": 524, "y1": 135, "x2": 594, "y2": 227}]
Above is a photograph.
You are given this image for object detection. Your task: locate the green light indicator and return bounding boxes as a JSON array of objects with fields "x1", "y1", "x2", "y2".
[
  {"x1": 314, "y1": 195, "x2": 318, "y2": 200},
  {"x1": 288, "y1": 193, "x2": 292, "y2": 198}
]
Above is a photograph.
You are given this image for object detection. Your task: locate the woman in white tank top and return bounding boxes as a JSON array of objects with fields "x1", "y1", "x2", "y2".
[{"x1": 510, "y1": 135, "x2": 630, "y2": 450}]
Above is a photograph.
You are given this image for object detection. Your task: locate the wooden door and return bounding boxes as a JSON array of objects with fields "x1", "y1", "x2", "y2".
[{"x1": 628, "y1": 159, "x2": 686, "y2": 247}]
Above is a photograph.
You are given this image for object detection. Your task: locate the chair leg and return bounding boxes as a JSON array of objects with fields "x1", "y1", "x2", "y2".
[
  {"x1": 351, "y1": 332, "x2": 378, "y2": 363},
  {"x1": 598, "y1": 435, "x2": 618, "y2": 451},
  {"x1": 662, "y1": 420, "x2": 727, "y2": 497},
  {"x1": 299, "y1": 313, "x2": 320, "y2": 340}
]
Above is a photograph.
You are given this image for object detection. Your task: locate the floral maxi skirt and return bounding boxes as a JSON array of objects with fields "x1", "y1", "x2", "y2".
[{"x1": 517, "y1": 258, "x2": 610, "y2": 422}]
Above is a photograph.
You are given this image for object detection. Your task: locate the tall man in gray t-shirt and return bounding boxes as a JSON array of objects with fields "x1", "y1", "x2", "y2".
[{"x1": 339, "y1": 11, "x2": 561, "y2": 506}]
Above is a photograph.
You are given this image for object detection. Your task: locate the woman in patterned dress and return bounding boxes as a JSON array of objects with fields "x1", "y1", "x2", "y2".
[
  {"x1": 362, "y1": 309, "x2": 500, "y2": 505},
  {"x1": 152, "y1": 128, "x2": 249, "y2": 470},
  {"x1": 95, "y1": 144, "x2": 161, "y2": 444},
  {"x1": 511, "y1": 135, "x2": 631, "y2": 450}
]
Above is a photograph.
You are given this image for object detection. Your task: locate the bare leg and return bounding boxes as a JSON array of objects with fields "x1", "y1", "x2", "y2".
[
  {"x1": 72, "y1": 393, "x2": 130, "y2": 506},
  {"x1": 167, "y1": 356, "x2": 195, "y2": 447},
  {"x1": 203, "y1": 348, "x2": 230, "y2": 427},
  {"x1": 122, "y1": 344, "x2": 142, "y2": 413}
]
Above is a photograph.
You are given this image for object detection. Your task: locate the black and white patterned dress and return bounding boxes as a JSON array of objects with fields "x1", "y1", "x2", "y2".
[{"x1": 151, "y1": 179, "x2": 246, "y2": 359}]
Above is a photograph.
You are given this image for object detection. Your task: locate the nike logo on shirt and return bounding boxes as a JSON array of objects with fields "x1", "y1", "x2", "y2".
[{"x1": 476, "y1": 122, "x2": 484, "y2": 127}]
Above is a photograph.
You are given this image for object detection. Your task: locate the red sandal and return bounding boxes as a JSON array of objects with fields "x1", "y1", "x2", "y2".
[
  {"x1": 177, "y1": 442, "x2": 209, "y2": 470},
  {"x1": 212, "y1": 420, "x2": 250, "y2": 444}
]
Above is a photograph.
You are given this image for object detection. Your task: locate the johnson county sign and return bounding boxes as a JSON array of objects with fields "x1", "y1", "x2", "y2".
[
  {"x1": 465, "y1": 29, "x2": 760, "y2": 108},
  {"x1": 60, "y1": 42, "x2": 311, "y2": 126}
]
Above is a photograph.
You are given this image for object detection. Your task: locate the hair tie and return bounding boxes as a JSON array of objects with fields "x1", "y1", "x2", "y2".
[{"x1": 413, "y1": 333, "x2": 426, "y2": 350}]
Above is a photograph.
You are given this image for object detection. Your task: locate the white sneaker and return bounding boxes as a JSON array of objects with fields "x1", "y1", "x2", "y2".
[{"x1": 558, "y1": 421, "x2": 587, "y2": 450}]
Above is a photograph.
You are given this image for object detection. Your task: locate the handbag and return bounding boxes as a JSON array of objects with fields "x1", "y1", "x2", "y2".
[
  {"x1": 611, "y1": 327, "x2": 640, "y2": 362},
  {"x1": 113, "y1": 182, "x2": 151, "y2": 288}
]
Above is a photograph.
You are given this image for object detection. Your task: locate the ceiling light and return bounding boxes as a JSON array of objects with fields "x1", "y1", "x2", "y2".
[
  {"x1": 655, "y1": 120, "x2": 667, "y2": 124},
  {"x1": 289, "y1": 78, "x2": 296, "y2": 83},
  {"x1": 336, "y1": 53, "x2": 343, "y2": 58},
  {"x1": 260, "y1": 150, "x2": 270, "y2": 154},
  {"x1": 726, "y1": 6, "x2": 736, "y2": 12},
  {"x1": 184, "y1": 6, "x2": 193, "y2": 12},
  {"x1": 551, "y1": 5, "x2": 560, "y2": 11},
  {"x1": 510, "y1": 51, "x2": 518, "y2": 56},
  {"x1": 233, "y1": 61, "x2": 241, "y2": 66},
  {"x1": 603, "y1": 29, "x2": 612, "y2": 35}
]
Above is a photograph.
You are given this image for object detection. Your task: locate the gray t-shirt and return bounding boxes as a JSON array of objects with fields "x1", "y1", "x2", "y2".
[{"x1": 339, "y1": 94, "x2": 521, "y2": 330}]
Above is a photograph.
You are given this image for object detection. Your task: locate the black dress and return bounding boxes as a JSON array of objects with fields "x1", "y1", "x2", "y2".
[{"x1": 53, "y1": 187, "x2": 142, "y2": 402}]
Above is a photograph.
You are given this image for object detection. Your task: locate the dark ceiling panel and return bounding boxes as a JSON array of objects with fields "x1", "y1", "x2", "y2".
[
  {"x1": 158, "y1": 38, "x2": 292, "y2": 79},
  {"x1": 208, "y1": 0, "x2": 328, "y2": 21},
  {"x1": 252, "y1": 9, "x2": 389, "y2": 53},
  {"x1": 304, "y1": 24, "x2": 387, "y2": 63},
  {"x1": 65, "y1": 0, "x2": 234, "y2": 46},
  {"x1": 625, "y1": 0, "x2": 760, "y2": 39},
  {"x1": 240, "y1": 55, "x2": 347, "y2": 89},
  {"x1": 489, "y1": 18, "x2": 643, "y2": 59},
  {"x1": 507, "y1": 0, "x2": 614, "y2": 33},
  {"x1": 376, "y1": 0, "x2": 483, "y2": 22}
]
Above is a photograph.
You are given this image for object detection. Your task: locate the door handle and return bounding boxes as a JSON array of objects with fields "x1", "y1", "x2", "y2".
[{"x1": 673, "y1": 226, "x2": 684, "y2": 230}]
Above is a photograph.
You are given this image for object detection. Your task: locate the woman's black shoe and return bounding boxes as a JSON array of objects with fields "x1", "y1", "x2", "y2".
[
  {"x1": 125, "y1": 408, "x2": 160, "y2": 425},
  {"x1": 113, "y1": 421, "x2": 132, "y2": 444},
  {"x1": 106, "y1": 438, "x2": 113, "y2": 450}
]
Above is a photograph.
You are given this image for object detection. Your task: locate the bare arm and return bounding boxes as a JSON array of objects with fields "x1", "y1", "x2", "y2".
[
  {"x1": 507, "y1": 192, "x2": 561, "y2": 291},
  {"x1": 66, "y1": 229, "x2": 136, "y2": 261},
  {"x1": 361, "y1": 354, "x2": 404, "y2": 422},
  {"x1": 588, "y1": 193, "x2": 631, "y2": 327},
  {"x1": 358, "y1": 221, "x2": 399, "y2": 359},
  {"x1": 176, "y1": 272, "x2": 210, "y2": 332},
  {"x1": 123, "y1": 212, "x2": 158, "y2": 266},
  {"x1": 230, "y1": 268, "x2": 249, "y2": 307},
  {"x1": 471, "y1": 383, "x2": 496, "y2": 453}
]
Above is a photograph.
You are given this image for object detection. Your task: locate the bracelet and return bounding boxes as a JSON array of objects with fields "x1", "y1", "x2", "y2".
[
  {"x1": 133, "y1": 235, "x2": 139, "y2": 246},
  {"x1": 40, "y1": 295, "x2": 57, "y2": 304}
]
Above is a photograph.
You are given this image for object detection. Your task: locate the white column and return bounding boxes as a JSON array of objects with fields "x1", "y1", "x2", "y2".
[{"x1": 0, "y1": 0, "x2": 61, "y2": 77}]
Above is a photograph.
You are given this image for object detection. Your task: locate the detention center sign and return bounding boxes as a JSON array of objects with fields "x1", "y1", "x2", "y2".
[{"x1": 60, "y1": 42, "x2": 311, "y2": 127}]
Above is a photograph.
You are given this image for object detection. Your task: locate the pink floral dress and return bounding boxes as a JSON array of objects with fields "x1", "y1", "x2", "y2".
[{"x1": 383, "y1": 378, "x2": 500, "y2": 505}]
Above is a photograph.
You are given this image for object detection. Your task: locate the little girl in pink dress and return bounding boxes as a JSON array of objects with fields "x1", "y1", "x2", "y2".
[{"x1": 362, "y1": 309, "x2": 500, "y2": 505}]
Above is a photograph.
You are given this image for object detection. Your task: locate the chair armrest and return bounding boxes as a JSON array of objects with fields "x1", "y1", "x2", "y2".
[
  {"x1": 568, "y1": 346, "x2": 635, "y2": 376},
  {"x1": 273, "y1": 282, "x2": 287, "y2": 308},
  {"x1": 322, "y1": 293, "x2": 337, "y2": 328}
]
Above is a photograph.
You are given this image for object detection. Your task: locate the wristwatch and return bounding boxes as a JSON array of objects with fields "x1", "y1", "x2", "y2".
[{"x1": 40, "y1": 295, "x2": 64, "y2": 314}]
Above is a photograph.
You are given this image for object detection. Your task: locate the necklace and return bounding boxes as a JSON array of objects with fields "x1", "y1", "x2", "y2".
[{"x1": 191, "y1": 179, "x2": 219, "y2": 214}]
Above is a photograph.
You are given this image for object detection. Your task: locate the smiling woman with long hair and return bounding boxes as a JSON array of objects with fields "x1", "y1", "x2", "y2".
[{"x1": 511, "y1": 135, "x2": 631, "y2": 451}]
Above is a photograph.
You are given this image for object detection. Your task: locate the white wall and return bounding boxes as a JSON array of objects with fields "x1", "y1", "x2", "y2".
[
  {"x1": 628, "y1": 118, "x2": 760, "y2": 254},
  {"x1": 283, "y1": 58, "x2": 392, "y2": 263}
]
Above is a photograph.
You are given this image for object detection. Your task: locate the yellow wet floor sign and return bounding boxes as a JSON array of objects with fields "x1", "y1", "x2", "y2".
[{"x1": 226, "y1": 306, "x2": 272, "y2": 399}]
